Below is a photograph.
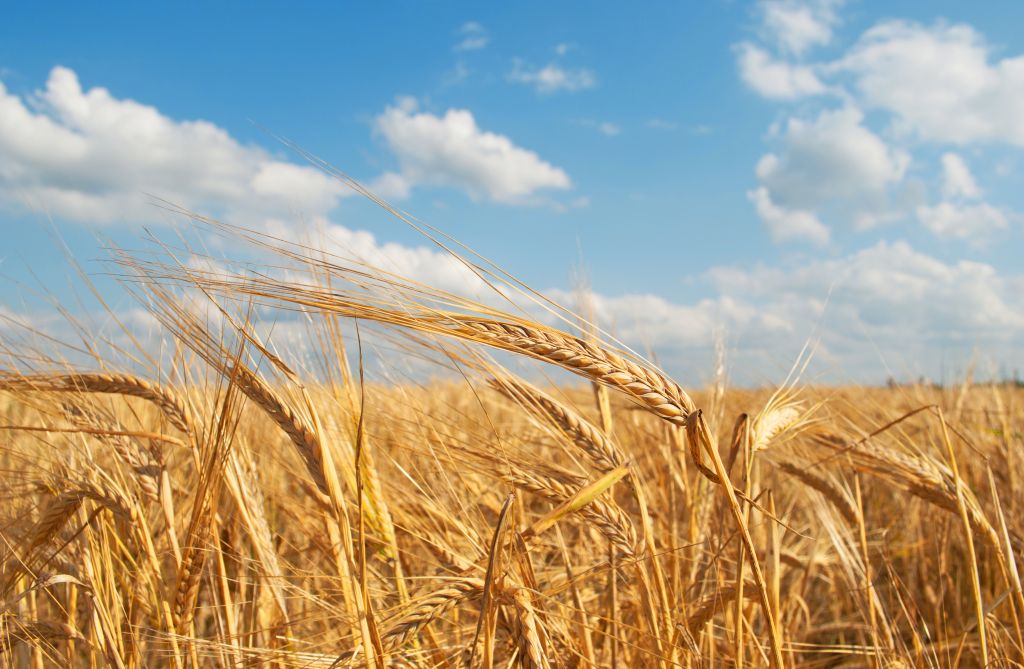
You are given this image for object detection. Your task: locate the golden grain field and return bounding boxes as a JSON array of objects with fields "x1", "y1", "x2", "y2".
[{"x1": 1, "y1": 221, "x2": 1021, "y2": 668}]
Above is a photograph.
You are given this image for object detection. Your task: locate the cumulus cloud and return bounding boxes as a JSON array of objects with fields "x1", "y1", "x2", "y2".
[
  {"x1": 508, "y1": 60, "x2": 596, "y2": 93},
  {"x1": 916, "y1": 202, "x2": 1008, "y2": 240},
  {"x1": 751, "y1": 107, "x2": 910, "y2": 234},
  {"x1": 544, "y1": 240, "x2": 1024, "y2": 382},
  {"x1": 759, "y1": 0, "x2": 843, "y2": 55},
  {"x1": 837, "y1": 21, "x2": 1024, "y2": 145},
  {"x1": 260, "y1": 216, "x2": 489, "y2": 297},
  {"x1": 262, "y1": 232, "x2": 1022, "y2": 382},
  {"x1": 704, "y1": 240, "x2": 1024, "y2": 379},
  {"x1": 940, "y1": 153, "x2": 981, "y2": 199},
  {"x1": 0, "y1": 66, "x2": 348, "y2": 225},
  {"x1": 367, "y1": 171, "x2": 412, "y2": 201},
  {"x1": 0, "y1": 66, "x2": 575, "y2": 310},
  {"x1": 0, "y1": 67, "x2": 573, "y2": 226},
  {"x1": 741, "y1": 16, "x2": 1024, "y2": 147},
  {"x1": 545, "y1": 289, "x2": 764, "y2": 354},
  {"x1": 747, "y1": 186, "x2": 830, "y2": 244},
  {"x1": 737, "y1": 43, "x2": 827, "y2": 99},
  {"x1": 739, "y1": 13, "x2": 1024, "y2": 247},
  {"x1": 373, "y1": 98, "x2": 571, "y2": 203},
  {"x1": 914, "y1": 153, "x2": 1009, "y2": 242},
  {"x1": 722, "y1": 240, "x2": 1024, "y2": 337},
  {"x1": 454, "y1": 22, "x2": 488, "y2": 51}
]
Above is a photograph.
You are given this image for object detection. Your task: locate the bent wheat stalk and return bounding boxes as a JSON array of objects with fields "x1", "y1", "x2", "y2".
[
  {"x1": 490, "y1": 376, "x2": 625, "y2": 472},
  {"x1": 503, "y1": 469, "x2": 640, "y2": 558},
  {"x1": 230, "y1": 365, "x2": 329, "y2": 494},
  {"x1": 774, "y1": 460, "x2": 858, "y2": 525},
  {"x1": 0, "y1": 373, "x2": 192, "y2": 435},
  {"x1": 683, "y1": 580, "x2": 758, "y2": 634},
  {"x1": 126, "y1": 259, "x2": 698, "y2": 426},
  {"x1": 381, "y1": 577, "x2": 486, "y2": 650}
]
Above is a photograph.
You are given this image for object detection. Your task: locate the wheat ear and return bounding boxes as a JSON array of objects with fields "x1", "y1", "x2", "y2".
[
  {"x1": 60, "y1": 402, "x2": 161, "y2": 503},
  {"x1": 459, "y1": 320, "x2": 694, "y2": 423},
  {"x1": 513, "y1": 587, "x2": 551, "y2": 669},
  {"x1": 684, "y1": 581, "x2": 757, "y2": 633},
  {"x1": 774, "y1": 460, "x2": 859, "y2": 524},
  {"x1": 1, "y1": 373, "x2": 192, "y2": 434},
  {"x1": 490, "y1": 376, "x2": 625, "y2": 472},
  {"x1": 381, "y1": 577, "x2": 485, "y2": 649},
  {"x1": 231, "y1": 366, "x2": 328, "y2": 494},
  {"x1": 503, "y1": 469, "x2": 639, "y2": 558}
]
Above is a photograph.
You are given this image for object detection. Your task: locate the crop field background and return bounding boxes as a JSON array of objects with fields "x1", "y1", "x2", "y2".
[{"x1": 0, "y1": 222, "x2": 1021, "y2": 668}]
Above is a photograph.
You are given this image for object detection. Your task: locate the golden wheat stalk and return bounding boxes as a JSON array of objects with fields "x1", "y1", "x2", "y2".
[
  {"x1": 172, "y1": 536, "x2": 207, "y2": 635},
  {"x1": 812, "y1": 433, "x2": 1000, "y2": 543},
  {"x1": 490, "y1": 376, "x2": 625, "y2": 472},
  {"x1": 774, "y1": 460, "x2": 858, "y2": 524},
  {"x1": 5, "y1": 477, "x2": 136, "y2": 596},
  {"x1": 502, "y1": 469, "x2": 639, "y2": 558},
  {"x1": 683, "y1": 580, "x2": 757, "y2": 634},
  {"x1": 512, "y1": 587, "x2": 551, "y2": 669},
  {"x1": 127, "y1": 259, "x2": 698, "y2": 426},
  {"x1": 59, "y1": 402, "x2": 162, "y2": 503},
  {"x1": 230, "y1": 365, "x2": 329, "y2": 494},
  {"x1": 381, "y1": 577, "x2": 485, "y2": 649},
  {"x1": 0, "y1": 373, "x2": 192, "y2": 434}
]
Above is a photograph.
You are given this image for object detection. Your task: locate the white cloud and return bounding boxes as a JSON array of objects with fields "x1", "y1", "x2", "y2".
[
  {"x1": 0, "y1": 66, "x2": 573, "y2": 225},
  {"x1": 738, "y1": 240, "x2": 1024, "y2": 336},
  {"x1": 508, "y1": 60, "x2": 596, "y2": 93},
  {"x1": 367, "y1": 171, "x2": 412, "y2": 200},
  {"x1": 544, "y1": 240, "x2": 1024, "y2": 382},
  {"x1": 250, "y1": 162, "x2": 342, "y2": 214},
  {"x1": 760, "y1": 0, "x2": 842, "y2": 55},
  {"x1": 752, "y1": 107, "x2": 911, "y2": 234},
  {"x1": 741, "y1": 16, "x2": 1024, "y2": 248},
  {"x1": 285, "y1": 217, "x2": 489, "y2": 296},
  {"x1": 546, "y1": 289, "x2": 764, "y2": 353},
  {"x1": 756, "y1": 108, "x2": 909, "y2": 204},
  {"x1": 454, "y1": 22, "x2": 488, "y2": 51},
  {"x1": 940, "y1": 152, "x2": 980, "y2": 199},
  {"x1": 705, "y1": 240, "x2": 1024, "y2": 380},
  {"x1": 373, "y1": 98, "x2": 571, "y2": 204},
  {"x1": 143, "y1": 235, "x2": 1024, "y2": 383},
  {"x1": 10, "y1": 218, "x2": 1024, "y2": 386},
  {"x1": 0, "y1": 66, "x2": 347, "y2": 225},
  {"x1": 916, "y1": 153, "x2": 1008, "y2": 241},
  {"x1": 837, "y1": 21, "x2": 1024, "y2": 145},
  {"x1": 916, "y1": 202, "x2": 1007, "y2": 240},
  {"x1": 748, "y1": 186, "x2": 830, "y2": 244},
  {"x1": 737, "y1": 43, "x2": 826, "y2": 99}
]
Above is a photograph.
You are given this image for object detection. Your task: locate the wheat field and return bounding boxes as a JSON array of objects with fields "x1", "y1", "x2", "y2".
[{"x1": 0, "y1": 218, "x2": 1021, "y2": 668}]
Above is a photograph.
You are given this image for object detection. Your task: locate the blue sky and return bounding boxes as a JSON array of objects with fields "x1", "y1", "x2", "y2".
[{"x1": 1, "y1": 1, "x2": 1023, "y2": 384}]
